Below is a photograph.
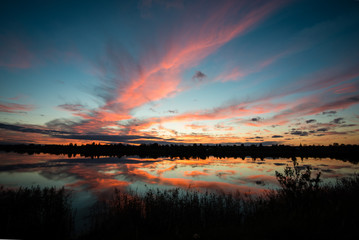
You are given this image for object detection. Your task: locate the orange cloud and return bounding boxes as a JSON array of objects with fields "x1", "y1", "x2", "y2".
[
  {"x1": 157, "y1": 164, "x2": 177, "y2": 176},
  {"x1": 183, "y1": 171, "x2": 210, "y2": 177},
  {"x1": 185, "y1": 124, "x2": 208, "y2": 130}
]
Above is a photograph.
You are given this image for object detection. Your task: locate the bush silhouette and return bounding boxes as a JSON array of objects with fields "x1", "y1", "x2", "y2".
[{"x1": 275, "y1": 160, "x2": 321, "y2": 196}]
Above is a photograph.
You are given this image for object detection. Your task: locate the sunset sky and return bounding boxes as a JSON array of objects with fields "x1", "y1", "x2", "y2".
[{"x1": 1, "y1": 0, "x2": 359, "y2": 145}]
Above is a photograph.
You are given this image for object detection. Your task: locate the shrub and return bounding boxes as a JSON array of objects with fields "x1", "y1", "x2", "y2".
[{"x1": 275, "y1": 160, "x2": 321, "y2": 196}]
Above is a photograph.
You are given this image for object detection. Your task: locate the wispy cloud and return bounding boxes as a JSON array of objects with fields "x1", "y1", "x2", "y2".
[
  {"x1": 0, "y1": 122, "x2": 177, "y2": 144},
  {"x1": 57, "y1": 103, "x2": 87, "y2": 112},
  {"x1": 0, "y1": 102, "x2": 34, "y2": 113}
]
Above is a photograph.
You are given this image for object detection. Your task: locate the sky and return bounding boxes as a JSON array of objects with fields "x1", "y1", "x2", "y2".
[{"x1": 0, "y1": 0, "x2": 359, "y2": 146}]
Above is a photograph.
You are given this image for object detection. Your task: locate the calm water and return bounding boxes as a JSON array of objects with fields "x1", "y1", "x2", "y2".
[{"x1": 1, "y1": 151, "x2": 358, "y2": 230}]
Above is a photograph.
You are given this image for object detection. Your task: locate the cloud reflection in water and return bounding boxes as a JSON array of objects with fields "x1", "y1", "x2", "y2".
[{"x1": 0, "y1": 153, "x2": 358, "y2": 201}]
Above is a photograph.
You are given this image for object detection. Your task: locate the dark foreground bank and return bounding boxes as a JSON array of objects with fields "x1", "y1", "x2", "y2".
[
  {"x1": 0, "y1": 186, "x2": 73, "y2": 240},
  {"x1": 1, "y1": 166, "x2": 358, "y2": 240}
]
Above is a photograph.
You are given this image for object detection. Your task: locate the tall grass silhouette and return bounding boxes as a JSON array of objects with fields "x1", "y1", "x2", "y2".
[
  {"x1": 82, "y1": 188, "x2": 245, "y2": 239},
  {"x1": 0, "y1": 186, "x2": 74, "y2": 239}
]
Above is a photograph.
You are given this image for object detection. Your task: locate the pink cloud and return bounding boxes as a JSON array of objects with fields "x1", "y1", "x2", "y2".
[
  {"x1": 212, "y1": 63, "x2": 359, "y2": 128},
  {"x1": 0, "y1": 102, "x2": 34, "y2": 113},
  {"x1": 330, "y1": 83, "x2": 359, "y2": 94},
  {"x1": 216, "y1": 49, "x2": 291, "y2": 83},
  {"x1": 292, "y1": 64, "x2": 359, "y2": 95},
  {"x1": 217, "y1": 67, "x2": 246, "y2": 82},
  {"x1": 230, "y1": 67, "x2": 359, "y2": 128},
  {"x1": 254, "y1": 94, "x2": 359, "y2": 129}
]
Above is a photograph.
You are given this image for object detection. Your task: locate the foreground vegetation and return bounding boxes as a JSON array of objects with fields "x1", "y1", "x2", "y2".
[
  {"x1": 81, "y1": 166, "x2": 359, "y2": 240},
  {"x1": 0, "y1": 186, "x2": 73, "y2": 240},
  {"x1": 1, "y1": 164, "x2": 359, "y2": 239}
]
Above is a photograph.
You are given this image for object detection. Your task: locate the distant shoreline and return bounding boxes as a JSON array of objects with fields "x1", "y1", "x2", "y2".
[{"x1": 1, "y1": 143, "x2": 358, "y2": 163}]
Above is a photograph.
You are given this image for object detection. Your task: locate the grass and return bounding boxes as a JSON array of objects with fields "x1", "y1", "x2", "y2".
[
  {"x1": 1, "y1": 164, "x2": 359, "y2": 240},
  {"x1": 0, "y1": 186, "x2": 74, "y2": 240},
  {"x1": 80, "y1": 188, "x2": 245, "y2": 240}
]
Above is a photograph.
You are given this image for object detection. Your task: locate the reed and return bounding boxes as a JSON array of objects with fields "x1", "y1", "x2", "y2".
[{"x1": 0, "y1": 186, "x2": 74, "y2": 240}]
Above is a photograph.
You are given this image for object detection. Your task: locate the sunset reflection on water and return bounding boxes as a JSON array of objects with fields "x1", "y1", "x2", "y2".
[{"x1": 1, "y1": 152, "x2": 358, "y2": 198}]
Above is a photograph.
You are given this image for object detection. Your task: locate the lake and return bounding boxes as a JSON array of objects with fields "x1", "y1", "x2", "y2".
[{"x1": 1, "y1": 151, "x2": 358, "y2": 231}]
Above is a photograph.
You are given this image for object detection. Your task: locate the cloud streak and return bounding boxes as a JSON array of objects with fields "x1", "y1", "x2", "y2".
[
  {"x1": 0, "y1": 102, "x2": 34, "y2": 113},
  {"x1": 0, "y1": 122, "x2": 177, "y2": 144}
]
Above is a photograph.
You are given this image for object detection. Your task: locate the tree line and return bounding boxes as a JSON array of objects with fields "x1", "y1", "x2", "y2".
[{"x1": 1, "y1": 143, "x2": 358, "y2": 163}]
